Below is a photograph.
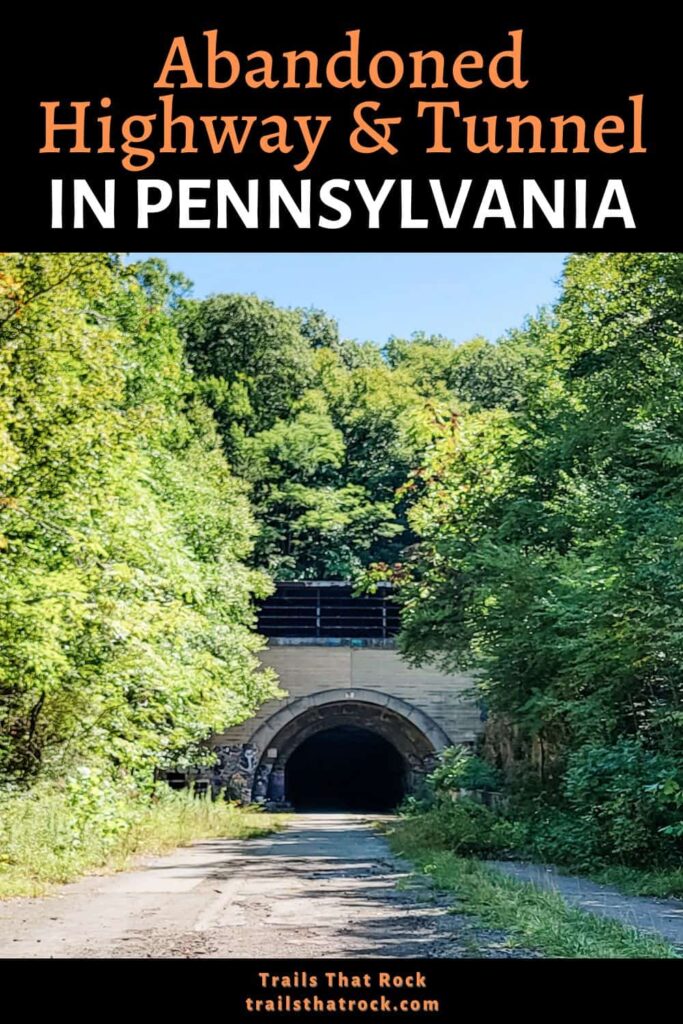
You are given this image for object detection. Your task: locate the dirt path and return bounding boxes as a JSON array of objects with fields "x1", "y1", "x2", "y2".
[
  {"x1": 0, "y1": 814, "x2": 532, "y2": 959},
  {"x1": 489, "y1": 860, "x2": 683, "y2": 948}
]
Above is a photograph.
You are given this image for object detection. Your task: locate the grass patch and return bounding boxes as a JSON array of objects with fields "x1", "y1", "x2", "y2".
[
  {"x1": 387, "y1": 816, "x2": 679, "y2": 959},
  {"x1": 588, "y1": 865, "x2": 683, "y2": 900},
  {"x1": 0, "y1": 782, "x2": 284, "y2": 899}
]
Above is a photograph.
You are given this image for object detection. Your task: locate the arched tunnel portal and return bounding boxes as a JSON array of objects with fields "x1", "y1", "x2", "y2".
[{"x1": 247, "y1": 690, "x2": 450, "y2": 810}]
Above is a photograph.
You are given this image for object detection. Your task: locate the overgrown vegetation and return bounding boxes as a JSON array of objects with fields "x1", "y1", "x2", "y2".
[
  {"x1": 396, "y1": 796, "x2": 523, "y2": 858},
  {"x1": 518, "y1": 740, "x2": 682, "y2": 871},
  {"x1": 426, "y1": 744, "x2": 502, "y2": 793},
  {"x1": 405, "y1": 744, "x2": 683, "y2": 898},
  {"x1": 0, "y1": 253, "x2": 285, "y2": 881},
  {"x1": 377, "y1": 254, "x2": 683, "y2": 880},
  {"x1": 178, "y1": 294, "x2": 523, "y2": 580},
  {"x1": 0, "y1": 781, "x2": 282, "y2": 898},
  {"x1": 387, "y1": 816, "x2": 677, "y2": 958}
]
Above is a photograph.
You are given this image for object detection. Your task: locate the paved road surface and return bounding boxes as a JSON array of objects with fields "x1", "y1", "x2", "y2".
[
  {"x1": 490, "y1": 860, "x2": 683, "y2": 948},
  {"x1": 0, "y1": 815, "x2": 529, "y2": 959}
]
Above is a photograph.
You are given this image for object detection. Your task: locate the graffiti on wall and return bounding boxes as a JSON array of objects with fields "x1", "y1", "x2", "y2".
[{"x1": 211, "y1": 743, "x2": 260, "y2": 802}]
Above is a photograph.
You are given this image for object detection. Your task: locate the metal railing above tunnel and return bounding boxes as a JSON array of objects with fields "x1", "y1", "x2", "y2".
[{"x1": 257, "y1": 581, "x2": 400, "y2": 640}]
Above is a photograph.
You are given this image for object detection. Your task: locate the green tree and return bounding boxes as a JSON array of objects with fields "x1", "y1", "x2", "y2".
[
  {"x1": 395, "y1": 253, "x2": 683, "y2": 772},
  {"x1": 0, "y1": 254, "x2": 278, "y2": 784},
  {"x1": 179, "y1": 294, "x2": 440, "y2": 579},
  {"x1": 386, "y1": 331, "x2": 532, "y2": 409},
  {"x1": 178, "y1": 293, "x2": 316, "y2": 446}
]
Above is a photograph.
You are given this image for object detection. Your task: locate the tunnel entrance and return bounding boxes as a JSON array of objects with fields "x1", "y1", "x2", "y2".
[{"x1": 286, "y1": 725, "x2": 405, "y2": 811}]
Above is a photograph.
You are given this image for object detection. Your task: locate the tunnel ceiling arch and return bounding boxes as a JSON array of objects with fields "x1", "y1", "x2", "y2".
[
  {"x1": 257, "y1": 700, "x2": 430, "y2": 769},
  {"x1": 249, "y1": 687, "x2": 452, "y2": 768}
]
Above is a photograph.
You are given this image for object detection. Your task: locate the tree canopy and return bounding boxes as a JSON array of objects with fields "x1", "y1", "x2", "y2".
[
  {"x1": 0, "y1": 254, "x2": 279, "y2": 784},
  {"x1": 392, "y1": 253, "x2": 683, "y2": 792},
  {"x1": 178, "y1": 293, "x2": 520, "y2": 579}
]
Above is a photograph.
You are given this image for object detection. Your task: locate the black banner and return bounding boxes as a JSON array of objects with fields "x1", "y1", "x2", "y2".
[
  {"x1": 20, "y1": 957, "x2": 680, "y2": 1009},
  {"x1": 1, "y1": 7, "x2": 678, "y2": 250}
]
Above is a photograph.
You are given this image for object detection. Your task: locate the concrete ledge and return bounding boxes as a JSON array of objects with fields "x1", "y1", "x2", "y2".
[{"x1": 267, "y1": 637, "x2": 397, "y2": 648}]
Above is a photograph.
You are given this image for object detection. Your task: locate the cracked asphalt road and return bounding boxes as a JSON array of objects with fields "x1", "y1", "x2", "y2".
[{"x1": 0, "y1": 813, "x2": 537, "y2": 959}]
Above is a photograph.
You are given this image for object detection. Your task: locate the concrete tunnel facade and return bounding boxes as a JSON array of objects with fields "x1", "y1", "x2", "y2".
[{"x1": 210, "y1": 583, "x2": 483, "y2": 809}]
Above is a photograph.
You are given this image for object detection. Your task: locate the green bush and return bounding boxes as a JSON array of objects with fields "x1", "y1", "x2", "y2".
[
  {"x1": 521, "y1": 808, "x2": 608, "y2": 871},
  {"x1": 409, "y1": 740, "x2": 683, "y2": 874},
  {"x1": 428, "y1": 745, "x2": 502, "y2": 793},
  {"x1": 524, "y1": 740, "x2": 683, "y2": 869},
  {"x1": 396, "y1": 796, "x2": 522, "y2": 859}
]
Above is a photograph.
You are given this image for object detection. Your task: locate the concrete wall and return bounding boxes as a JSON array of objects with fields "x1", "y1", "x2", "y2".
[{"x1": 215, "y1": 643, "x2": 481, "y2": 749}]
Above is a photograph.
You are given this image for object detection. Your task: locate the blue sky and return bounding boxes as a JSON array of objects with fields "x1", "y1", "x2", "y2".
[{"x1": 130, "y1": 252, "x2": 567, "y2": 344}]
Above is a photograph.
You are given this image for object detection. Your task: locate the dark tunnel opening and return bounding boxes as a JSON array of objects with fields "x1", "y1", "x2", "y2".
[{"x1": 285, "y1": 725, "x2": 406, "y2": 811}]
